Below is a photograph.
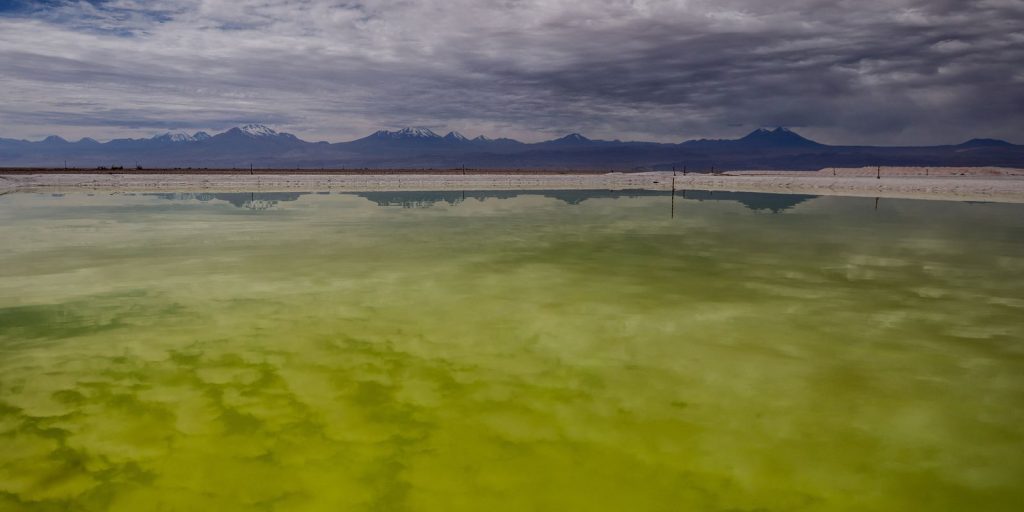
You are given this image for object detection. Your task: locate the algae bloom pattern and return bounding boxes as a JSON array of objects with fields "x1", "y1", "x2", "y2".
[{"x1": 1, "y1": 191, "x2": 1023, "y2": 511}]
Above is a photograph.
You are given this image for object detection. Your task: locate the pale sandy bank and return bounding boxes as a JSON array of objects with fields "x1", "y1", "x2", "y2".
[{"x1": 2, "y1": 167, "x2": 1023, "y2": 203}]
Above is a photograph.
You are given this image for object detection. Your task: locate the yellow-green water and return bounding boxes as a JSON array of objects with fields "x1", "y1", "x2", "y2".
[{"x1": 1, "y1": 190, "x2": 1023, "y2": 511}]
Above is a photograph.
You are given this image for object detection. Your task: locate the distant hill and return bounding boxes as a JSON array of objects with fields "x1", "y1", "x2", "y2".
[
  {"x1": 956, "y1": 138, "x2": 1015, "y2": 148},
  {"x1": 0, "y1": 124, "x2": 1020, "y2": 170},
  {"x1": 541, "y1": 133, "x2": 597, "y2": 146},
  {"x1": 736, "y1": 127, "x2": 824, "y2": 148}
]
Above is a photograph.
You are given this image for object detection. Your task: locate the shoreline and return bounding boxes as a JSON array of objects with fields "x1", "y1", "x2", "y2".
[{"x1": 3, "y1": 167, "x2": 1024, "y2": 203}]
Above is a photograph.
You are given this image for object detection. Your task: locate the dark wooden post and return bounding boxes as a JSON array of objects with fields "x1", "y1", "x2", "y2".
[{"x1": 671, "y1": 176, "x2": 676, "y2": 218}]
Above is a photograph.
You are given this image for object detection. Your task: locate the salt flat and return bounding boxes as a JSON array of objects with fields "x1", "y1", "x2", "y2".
[{"x1": 3, "y1": 167, "x2": 1024, "y2": 203}]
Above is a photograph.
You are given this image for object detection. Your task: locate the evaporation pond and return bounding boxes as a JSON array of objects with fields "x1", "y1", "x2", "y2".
[{"x1": 1, "y1": 190, "x2": 1023, "y2": 511}]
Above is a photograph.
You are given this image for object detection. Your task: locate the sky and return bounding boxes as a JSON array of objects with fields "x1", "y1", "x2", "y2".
[{"x1": 0, "y1": 0, "x2": 1022, "y2": 144}]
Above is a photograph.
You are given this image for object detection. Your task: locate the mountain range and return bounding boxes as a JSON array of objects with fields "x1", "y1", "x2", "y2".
[{"x1": 1, "y1": 124, "x2": 1021, "y2": 170}]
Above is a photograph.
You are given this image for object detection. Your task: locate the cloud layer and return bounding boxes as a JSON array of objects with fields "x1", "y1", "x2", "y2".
[{"x1": 1, "y1": 0, "x2": 1022, "y2": 143}]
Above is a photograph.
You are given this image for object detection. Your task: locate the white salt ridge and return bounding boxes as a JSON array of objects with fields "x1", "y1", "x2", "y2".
[{"x1": 6, "y1": 169, "x2": 1023, "y2": 204}]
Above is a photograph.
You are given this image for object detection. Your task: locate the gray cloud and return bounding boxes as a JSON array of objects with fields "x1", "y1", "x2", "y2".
[{"x1": 0, "y1": 0, "x2": 1022, "y2": 144}]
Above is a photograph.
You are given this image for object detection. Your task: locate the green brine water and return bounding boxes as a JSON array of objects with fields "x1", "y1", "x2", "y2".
[{"x1": 1, "y1": 190, "x2": 1022, "y2": 511}]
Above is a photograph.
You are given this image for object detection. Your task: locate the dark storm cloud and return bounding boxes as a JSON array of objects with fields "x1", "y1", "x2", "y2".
[{"x1": 0, "y1": 0, "x2": 1021, "y2": 143}]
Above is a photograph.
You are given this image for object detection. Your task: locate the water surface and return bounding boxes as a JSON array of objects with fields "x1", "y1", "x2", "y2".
[{"x1": 1, "y1": 190, "x2": 1022, "y2": 511}]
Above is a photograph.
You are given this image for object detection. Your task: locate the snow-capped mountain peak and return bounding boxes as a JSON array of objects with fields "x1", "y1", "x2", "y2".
[
  {"x1": 370, "y1": 127, "x2": 441, "y2": 139},
  {"x1": 444, "y1": 131, "x2": 468, "y2": 141},
  {"x1": 394, "y1": 127, "x2": 440, "y2": 138},
  {"x1": 153, "y1": 132, "x2": 196, "y2": 142},
  {"x1": 472, "y1": 135, "x2": 491, "y2": 142},
  {"x1": 192, "y1": 131, "x2": 211, "y2": 141},
  {"x1": 238, "y1": 124, "x2": 279, "y2": 137}
]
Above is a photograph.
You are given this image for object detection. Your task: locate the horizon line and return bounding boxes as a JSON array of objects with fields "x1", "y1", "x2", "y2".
[{"x1": 3, "y1": 125, "x2": 1017, "y2": 148}]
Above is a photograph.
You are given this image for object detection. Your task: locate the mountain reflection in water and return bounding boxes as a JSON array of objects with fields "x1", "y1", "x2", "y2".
[{"x1": 146, "y1": 189, "x2": 815, "y2": 212}]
